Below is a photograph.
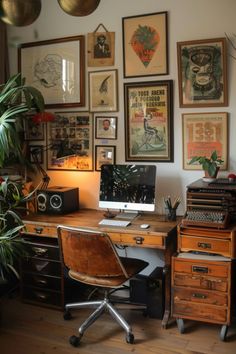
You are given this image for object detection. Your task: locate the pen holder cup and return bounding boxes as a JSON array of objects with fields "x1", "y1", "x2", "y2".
[{"x1": 165, "y1": 208, "x2": 176, "y2": 221}]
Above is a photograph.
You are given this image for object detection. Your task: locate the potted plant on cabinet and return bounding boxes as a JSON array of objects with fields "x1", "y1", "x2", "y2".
[
  {"x1": 189, "y1": 150, "x2": 224, "y2": 180},
  {"x1": 0, "y1": 73, "x2": 44, "y2": 292}
]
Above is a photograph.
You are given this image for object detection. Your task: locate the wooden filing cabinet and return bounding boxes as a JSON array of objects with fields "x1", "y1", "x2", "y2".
[{"x1": 171, "y1": 224, "x2": 236, "y2": 341}]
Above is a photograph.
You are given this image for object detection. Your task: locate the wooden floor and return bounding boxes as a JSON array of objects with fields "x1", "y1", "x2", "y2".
[{"x1": 0, "y1": 296, "x2": 236, "y2": 354}]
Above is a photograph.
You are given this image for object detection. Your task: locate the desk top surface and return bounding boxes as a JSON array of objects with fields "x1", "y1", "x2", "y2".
[{"x1": 23, "y1": 209, "x2": 179, "y2": 237}]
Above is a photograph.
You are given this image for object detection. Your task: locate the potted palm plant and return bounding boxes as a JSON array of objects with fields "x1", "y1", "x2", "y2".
[
  {"x1": 0, "y1": 73, "x2": 44, "y2": 290},
  {"x1": 189, "y1": 150, "x2": 224, "y2": 180}
]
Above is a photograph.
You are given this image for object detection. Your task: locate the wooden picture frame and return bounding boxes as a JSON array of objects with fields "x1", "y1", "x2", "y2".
[
  {"x1": 95, "y1": 145, "x2": 116, "y2": 171},
  {"x1": 28, "y1": 145, "x2": 43, "y2": 164},
  {"x1": 87, "y1": 31, "x2": 115, "y2": 67},
  {"x1": 88, "y1": 69, "x2": 118, "y2": 112},
  {"x1": 177, "y1": 37, "x2": 228, "y2": 107},
  {"x1": 124, "y1": 80, "x2": 173, "y2": 162},
  {"x1": 95, "y1": 116, "x2": 117, "y2": 139},
  {"x1": 122, "y1": 11, "x2": 168, "y2": 78},
  {"x1": 24, "y1": 116, "x2": 44, "y2": 141},
  {"x1": 46, "y1": 111, "x2": 93, "y2": 171},
  {"x1": 182, "y1": 112, "x2": 228, "y2": 170},
  {"x1": 18, "y1": 35, "x2": 85, "y2": 109}
]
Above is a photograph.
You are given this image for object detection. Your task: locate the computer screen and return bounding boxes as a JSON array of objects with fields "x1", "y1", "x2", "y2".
[{"x1": 99, "y1": 164, "x2": 156, "y2": 212}]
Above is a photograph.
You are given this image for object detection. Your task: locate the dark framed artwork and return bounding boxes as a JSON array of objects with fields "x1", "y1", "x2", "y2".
[
  {"x1": 182, "y1": 112, "x2": 228, "y2": 170},
  {"x1": 95, "y1": 145, "x2": 116, "y2": 171},
  {"x1": 124, "y1": 80, "x2": 173, "y2": 162},
  {"x1": 122, "y1": 11, "x2": 168, "y2": 78},
  {"x1": 46, "y1": 111, "x2": 93, "y2": 171},
  {"x1": 87, "y1": 31, "x2": 115, "y2": 67},
  {"x1": 95, "y1": 116, "x2": 117, "y2": 139},
  {"x1": 24, "y1": 116, "x2": 44, "y2": 141},
  {"x1": 28, "y1": 145, "x2": 44, "y2": 164},
  {"x1": 177, "y1": 37, "x2": 228, "y2": 107},
  {"x1": 18, "y1": 35, "x2": 85, "y2": 108}
]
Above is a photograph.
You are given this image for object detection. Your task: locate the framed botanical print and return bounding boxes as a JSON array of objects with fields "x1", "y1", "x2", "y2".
[
  {"x1": 182, "y1": 112, "x2": 228, "y2": 170},
  {"x1": 95, "y1": 116, "x2": 117, "y2": 139},
  {"x1": 124, "y1": 80, "x2": 173, "y2": 162},
  {"x1": 95, "y1": 145, "x2": 116, "y2": 171},
  {"x1": 177, "y1": 38, "x2": 228, "y2": 107},
  {"x1": 46, "y1": 111, "x2": 93, "y2": 171},
  {"x1": 88, "y1": 69, "x2": 118, "y2": 112},
  {"x1": 18, "y1": 35, "x2": 85, "y2": 108},
  {"x1": 122, "y1": 11, "x2": 168, "y2": 78}
]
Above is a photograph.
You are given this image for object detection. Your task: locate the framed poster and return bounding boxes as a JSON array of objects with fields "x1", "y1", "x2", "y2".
[
  {"x1": 46, "y1": 111, "x2": 93, "y2": 171},
  {"x1": 28, "y1": 145, "x2": 43, "y2": 164},
  {"x1": 24, "y1": 116, "x2": 44, "y2": 141},
  {"x1": 95, "y1": 145, "x2": 116, "y2": 171},
  {"x1": 177, "y1": 38, "x2": 228, "y2": 107},
  {"x1": 18, "y1": 35, "x2": 85, "y2": 108},
  {"x1": 182, "y1": 112, "x2": 228, "y2": 170},
  {"x1": 88, "y1": 69, "x2": 118, "y2": 112},
  {"x1": 122, "y1": 11, "x2": 168, "y2": 78},
  {"x1": 87, "y1": 31, "x2": 115, "y2": 67},
  {"x1": 95, "y1": 116, "x2": 117, "y2": 139},
  {"x1": 124, "y1": 80, "x2": 173, "y2": 162}
]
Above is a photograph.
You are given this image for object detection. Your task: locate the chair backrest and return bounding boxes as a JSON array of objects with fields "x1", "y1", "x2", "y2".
[{"x1": 57, "y1": 225, "x2": 128, "y2": 278}]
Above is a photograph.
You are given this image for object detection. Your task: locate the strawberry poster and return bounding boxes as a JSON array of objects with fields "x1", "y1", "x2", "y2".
[{"x1": 122, "y1": 12, "x2": 168, "y2": 77}]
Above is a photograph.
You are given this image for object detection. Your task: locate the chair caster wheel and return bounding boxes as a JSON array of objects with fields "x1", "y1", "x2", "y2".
[
  {"x1": 126, "y1": 333, "x2": 134, "y2": 344},
  {"x1": 69, "y1": 335, "x2": 81, "y2": 347},
  {"x1": 64, "y1": 310, "x2": 72, "y2": 320}
]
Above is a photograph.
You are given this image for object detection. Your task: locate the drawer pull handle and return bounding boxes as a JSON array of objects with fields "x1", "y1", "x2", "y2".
[
  {"x1": 133, "y1": 237, "x2": 144, "y2": 245},
  {"x1": 34, "y1": 277, "x2": 48, "y2": 286},
  {"x1": 34, "y1": 227, "x2": 43, "y2": 234},
  {"x1": 192, "y1": 266, "x2": 208, "y2": 273},
  {"x1": 34, "y1": 292, "x2": 48, "y2": 301},
  {"x1": 198, "y1": 242, "x2": 211, "y2": 249},
  {"x1": 192, "y1": 293, "x2": 206, "y2": 299},
  {"x1": 32, "y1": 247, "x2": 48, "y2": 257}
]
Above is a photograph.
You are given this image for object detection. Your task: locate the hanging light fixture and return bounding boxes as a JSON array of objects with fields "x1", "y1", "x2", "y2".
[
  {"x1": 0, "y1": 0, "x2": 41, "y2": 26},
  {"x1": 57, "y1": 0, "x2": 100, "y2": 17}
]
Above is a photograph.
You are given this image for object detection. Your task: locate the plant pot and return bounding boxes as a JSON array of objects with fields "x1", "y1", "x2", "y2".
[{"x1": 204, "y1": 166, "x2": 220, "y2": 179}]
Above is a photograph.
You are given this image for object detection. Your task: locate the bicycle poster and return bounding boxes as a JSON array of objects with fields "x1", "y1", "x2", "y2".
[{"x1": 124, "y1": 80, "x2": 173, "y2": 162}]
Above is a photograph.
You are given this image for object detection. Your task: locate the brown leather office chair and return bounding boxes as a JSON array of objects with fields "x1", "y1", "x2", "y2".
[{"x1": 57, "y1": 225, "x2": 149, "y2": 346}]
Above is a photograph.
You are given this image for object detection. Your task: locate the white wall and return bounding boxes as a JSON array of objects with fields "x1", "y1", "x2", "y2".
[{"x1": 7, "y1": 0, "x2": 236, "y2": 216}]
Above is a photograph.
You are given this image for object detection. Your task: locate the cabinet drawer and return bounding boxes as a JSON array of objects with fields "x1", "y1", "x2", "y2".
[
  {"x1": 178, "y1": 235, "x2": 231, "y2": 257},
  {"x1": 173, "y1": 257, "x2": 230, "y2": 278},
  {"x1": 120, "y1": 234, "x2": 164, "y2": 247},
  {"x1": 25, "y1": 242, "x2": 60, "y2": 261},
  {"x1": 172, "y1": 301, "x2": 228, "y2": 324},
  {"x1": 24, "y1": 223, "x2": 57, "y2": 237},
  {"x1": 22, "y1": 286, "x2": 62, "y2": 308},
  {"x1": 173, "y1": 286, "x2": 228, "y2": 306},
  {"x1": 173, "y1": 273, "x2": 228, "y2": 292},
  {"x1": 21, "y1": 258, "x2": 61, "y2": 276},
  {"x1": 22, "y1": 273, "x2": 61, "y2": 291}
]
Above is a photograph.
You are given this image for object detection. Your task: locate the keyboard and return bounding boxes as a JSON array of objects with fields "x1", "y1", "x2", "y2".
[
  {"x1": 182, "y1": 210, "x2": 229, "y2": 229},
  {"x1": 98, "y1": 219, "x2": 131, "y2": 227}
]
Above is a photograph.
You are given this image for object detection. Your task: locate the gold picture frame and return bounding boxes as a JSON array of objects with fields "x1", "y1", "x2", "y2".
[
  {"x1": 87, "y1": 31, "x2": 115, "y2": 67},
  {"x1": 182, "y1": 112, "x2": 228, "y2": 170}
]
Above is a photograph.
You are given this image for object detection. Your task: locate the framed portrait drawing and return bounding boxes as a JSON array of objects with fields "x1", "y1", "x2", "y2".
[
  {"x1": 95, "y1": 145, "x2": 116, "y2": 171},
  {"x1": 177, "y1": 37, "x2": 228, "y2": 107},
  {"x1": 24, "y1": 116, "x2": 44, "y2": 141},
  {"x1": 18, "y1": 35, "x2": 85, "y2": 109},
  {"x1": 89, "y1": 69, "x2": 118, "y2": 112},
  {"x1": 182, "y1": 112, "x2": 228, "y2": 170},
  {"x1": 124, "y1": 80, "x2": 173, "y2": 162},
  {"x1": 87, "y1": 31, "x2": 115, "y2": 67},
  {"x1": 28, "y1": 145, "x2": 43, "y2": 164},
  {"x1": 95, "y1": 116, "x2": 117, "y2": 139},
  {"x1": 46, "y1": 111, "x2": 93, "y2": 171},
  {"x1": 122, "y1": 11, "x2": 168, "y2": 78}
]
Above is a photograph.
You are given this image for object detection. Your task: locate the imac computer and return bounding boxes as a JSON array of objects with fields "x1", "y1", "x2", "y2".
[{"x1": 99, "y1": 164, "x2": 156, "y2": 218}]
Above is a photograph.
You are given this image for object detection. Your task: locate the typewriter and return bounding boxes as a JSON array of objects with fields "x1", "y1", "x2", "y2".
[{"x1": 181, "y1": 210, "x2": 230, "y2": 229}]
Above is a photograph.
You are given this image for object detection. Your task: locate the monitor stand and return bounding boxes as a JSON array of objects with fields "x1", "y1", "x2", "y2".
[{"x1": 115, "y1": 210, "x2": 140, "y2": 220}]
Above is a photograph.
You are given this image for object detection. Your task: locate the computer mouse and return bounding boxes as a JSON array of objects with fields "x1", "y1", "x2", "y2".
[{"x1": 140, "y1": 224, "x2": 150, "y2": 229}]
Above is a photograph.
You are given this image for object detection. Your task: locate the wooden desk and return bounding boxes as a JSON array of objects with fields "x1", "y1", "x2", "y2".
[{"x1": 22, "y1": 209, "x2": 178, "y2": 328}]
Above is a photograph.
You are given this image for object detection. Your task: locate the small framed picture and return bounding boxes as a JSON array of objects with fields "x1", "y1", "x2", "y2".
[
  {"x1": 88, "y1": 69, "x2": 118, "y2": 112},
  {"x1": 28, "y1": 145, "x2": 44, "y2": 164},
  {"x1": 95, "y1": 116, "x2": 117, "y2": 139},
  {"x1": 24, "y1": 117, "x2": 44, "y2": 141},
  {"x1": 87, "y1": 31, "x2": 115, "y2": 67},
  {"x1": 95, "y1": 145, "x2": 116, "y2": 171}
]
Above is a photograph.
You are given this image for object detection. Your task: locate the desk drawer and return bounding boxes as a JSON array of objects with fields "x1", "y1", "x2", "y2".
[
  {"x1": 173, "y1": 286, "x2": 228, "y2": 306},
  {"x1": 21, "y1": 258, "x2": 61, "y2": 276},
  {"x1": 120, "y1": 234, "x2": 164, "y2": 247},
  {"x1": 173, "y1": 273, "x2": 228, "y2": 292},
  {"x1": 22, "y1": 286, "x2": 62, "y2": 308},
  {"x1": 22, "y1": 273, "x2": 61, "y2": 291},
  {"x1": 24, "y1": 223, "x2": 57, "y2": 238},
  {"x1": 178, "y1": 235, "x2": 231, "y2": 257}
]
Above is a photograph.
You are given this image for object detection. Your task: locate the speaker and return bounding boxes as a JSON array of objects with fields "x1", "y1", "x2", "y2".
[{"x1": 37, "y1": 186, "x2": 79, "y2": 214}]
